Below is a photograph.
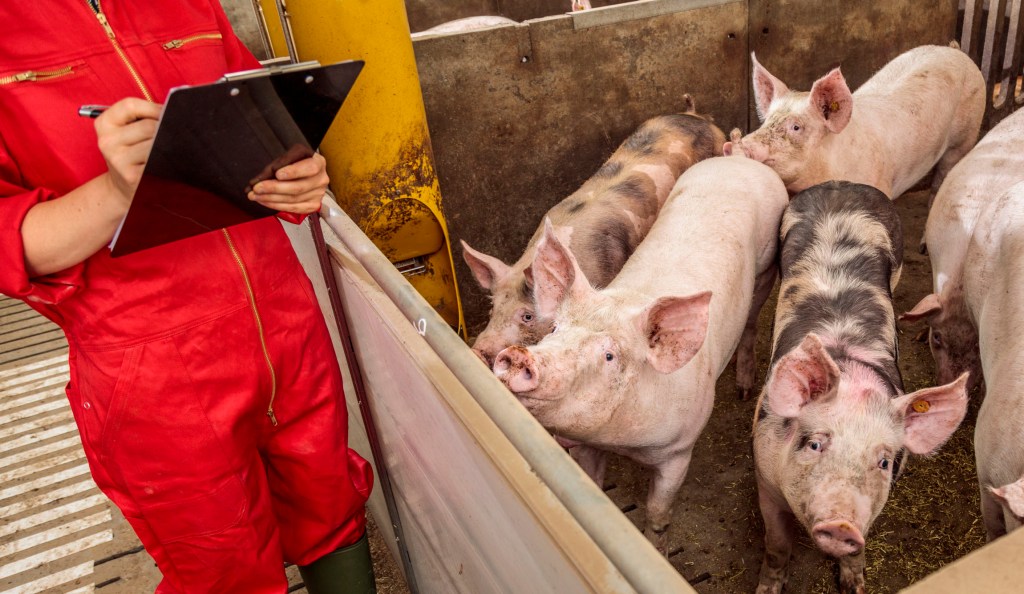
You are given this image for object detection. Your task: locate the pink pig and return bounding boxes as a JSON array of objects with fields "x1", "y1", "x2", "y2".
[
  {"x1": 725, "y1": 44, "x2": 985, "y2": 203},
  {"x1": 963, "y1": 182, "x2": 1024, "y2": 541},
  {"x1": 493, "y1": 155, "x2": 788, "y2": 552},
  {"x1": 900, "y1": 108, "x2": 1024, "y2": 392}
]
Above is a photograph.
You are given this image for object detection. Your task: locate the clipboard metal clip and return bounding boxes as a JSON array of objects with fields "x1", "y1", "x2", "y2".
[{"x1": 221, "y1": 59, "x2": 323, "y2": 82}]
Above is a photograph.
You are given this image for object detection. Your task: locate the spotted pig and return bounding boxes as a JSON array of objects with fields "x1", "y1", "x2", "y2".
[
  {"x1": 462, "y1": 98, "x2": 724, "y2": 366},
  {"x1": 753, "y1": 181, "x2": 969, "y2": 594}
]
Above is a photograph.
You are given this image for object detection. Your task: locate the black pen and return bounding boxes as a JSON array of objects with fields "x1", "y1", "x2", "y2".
[{"x1": 78, "y1": 104, "x2": 110, "y2": 118}]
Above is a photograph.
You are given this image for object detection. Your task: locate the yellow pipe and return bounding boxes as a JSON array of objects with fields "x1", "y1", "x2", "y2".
[{"x1": 258, "y1": 0, "x2": 466, "y2": 337}]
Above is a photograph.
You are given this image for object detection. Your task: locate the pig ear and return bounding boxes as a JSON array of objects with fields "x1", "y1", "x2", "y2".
[
  {"x1": 640, "y1": 291, "x2": 712, "y2": 374},
  {"x1": 990, "y1": 478, "x2": 1024, "y2": 519},
  {"x1": 765, "y1": 334, "x2": 840, "y2": 418},
  {"x1": 809, "y1": 67, "x2": 853, "y2": 134},
  {"x1": 752, "y1": 52, "x2": 789, "y2": 122},
  {"x1": 722, "y1": 129, "x2": 743, "y2": 156},
  {"x1": 899, "y1": 293, "x2": 942, "y2": 324},
  {"x1": 895, "y1": 372, "x2": 969, "y2": 455},
  {"x1": 461, "y1": 240, "x2": 511, "y2": 292},
  {"x1": 532, "y1": 218, "x2": 590, "y2": 318}
]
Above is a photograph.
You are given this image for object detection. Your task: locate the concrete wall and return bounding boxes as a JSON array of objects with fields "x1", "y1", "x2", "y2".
[
  {"x1": 221, "y1": 0, "x2": 273, "y2": 60},
  {"x1": 747, "y1": 0, "x2": 959, "y2": 125},
  {"x1": 412, "y1": 0, "x2": 749, "y2": 334},
  {"x1": 412, "y1": 0, "x2": 959, "y2": 334},
  {"x1": 405, "y1": 0, "x2": 629, "y2": 32}
]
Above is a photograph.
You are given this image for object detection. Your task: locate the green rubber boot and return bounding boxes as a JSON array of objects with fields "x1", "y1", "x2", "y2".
[{"x1": 298, "y1": 532, "x2": 377, "y2": 594}]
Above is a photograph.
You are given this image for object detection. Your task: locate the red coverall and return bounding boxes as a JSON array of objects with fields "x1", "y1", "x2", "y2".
[{"x1": 0, "y1": 2, "x2": 373, "y2": 592}]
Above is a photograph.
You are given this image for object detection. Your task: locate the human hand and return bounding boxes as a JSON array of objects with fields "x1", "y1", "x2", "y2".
[
  {"x1": 248, "y1": 152, "x2": 330, "y2": 214},
  {"x1": 95, "y1": 98, "x2": 162, "y2": 208}
]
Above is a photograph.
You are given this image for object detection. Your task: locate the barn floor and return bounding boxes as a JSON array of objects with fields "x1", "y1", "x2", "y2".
[
  {"x1": 0, "y1": 188, "x2": 987, "y2": 594},
  {"x1": 0, "y1": 297, "x2": 402, "y2": 594},
  {"x1": 598, "y1": 188, "x2": 988, "y2": 593}
]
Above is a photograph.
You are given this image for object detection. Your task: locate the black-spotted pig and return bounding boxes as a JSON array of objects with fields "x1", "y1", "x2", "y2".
[
  {"x1": 753, "y1": 181, "x2": 969, "y2": 594},
  {"x1": 462, "y1": 99, "x2": 724, "y2": 366}
]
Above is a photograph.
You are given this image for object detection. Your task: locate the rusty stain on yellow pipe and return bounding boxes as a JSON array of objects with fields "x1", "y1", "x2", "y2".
[{"x1": 258, "y1": 0, "x2": 466, "y2": 336}]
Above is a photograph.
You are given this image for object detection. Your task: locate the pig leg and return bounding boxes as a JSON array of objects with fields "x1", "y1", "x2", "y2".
[
  {"x1": 570, "y1": 445, "x2": 608, "y2": 488},
  {"x1": 755, "y1": 480, "x2": 796, "y2": 594},
  {"x1": 643, "y1": 451, "x2": 692, "y2": 554},
  {"x1": 737, "y1": 267, "x2": 777, "y2": 400},
  {"x1": 837, "y1": 550, "x2": 867, "y2": 594},
  {"x1": 980, "y1": 485, "x2": 1008, "y2": 542}
]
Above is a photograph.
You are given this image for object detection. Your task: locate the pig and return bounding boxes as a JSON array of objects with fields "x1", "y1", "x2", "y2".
[
  {"x1": 753, "y1": 181, "x2": 970, "y2": 594},
  {"x1": 899, "y1": 107, "x2": 1024, "y2": 391},
  {"x1": 962, "y1": 182, "x2": 1024, "y2": 541},
  {"x1": 493, "y1": 155, "x2": 789, "y2": 552},
  {"x1": 412, "y1": 16, "x2": 516, "y2": 37},
  {"x1": 724, "y1": 44, "x2": 985, "y2": 204},
  {"x1": 462, "y1": 98, "x2": 725, "y2": 366},
  {"x1": 412, "y1": 1, "x2": 590, "y2": 37}
]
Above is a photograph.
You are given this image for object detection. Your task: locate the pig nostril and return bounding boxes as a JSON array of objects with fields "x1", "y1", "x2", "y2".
[{"x1": 524, "y1": 369, "x2": 533, "y2": 380}]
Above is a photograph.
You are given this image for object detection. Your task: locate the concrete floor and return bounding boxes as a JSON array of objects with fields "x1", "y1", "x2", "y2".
[{"x1": 0, "y1": 296, "x2": 335, "y2": 593}]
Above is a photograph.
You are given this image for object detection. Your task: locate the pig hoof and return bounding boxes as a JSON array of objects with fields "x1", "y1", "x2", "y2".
[
  {"x1": 918, "y1": 241, "x2": 928, "y2": 255},
  {"x1": 737, "y1": 387, "x2": 752, "y2": 401}
]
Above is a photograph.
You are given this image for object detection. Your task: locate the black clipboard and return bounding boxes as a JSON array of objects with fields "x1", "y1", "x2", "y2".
[{"x1": 109, "y1": 59, "x2": 364, "y2": 257}]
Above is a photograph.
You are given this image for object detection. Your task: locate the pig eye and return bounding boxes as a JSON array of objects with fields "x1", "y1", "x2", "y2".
[
  {"x1": 879, "y1": 457, "x2": 890, "y2": 471},
  {"x1": 604, "y1": 352, "x2": 615, "y2": 362},
  {"x1": 791, "y1": 124, "x2": 801, "y2": 132},
  {"x1": 808, "y1": 440, "x2": 822, "y2": 452},
  {"x1": 521, "y1": 312, "x2": 534, "y2": 324},
  {"x1": 930, "y1": 332, "x2": 943, "y2": 348}
]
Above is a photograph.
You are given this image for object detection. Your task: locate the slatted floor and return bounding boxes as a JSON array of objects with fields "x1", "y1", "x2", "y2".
[{"x1": 0, "y1": 296, "x2": 316, "y2": 593}]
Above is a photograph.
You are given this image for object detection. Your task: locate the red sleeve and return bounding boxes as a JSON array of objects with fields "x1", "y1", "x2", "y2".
[{"x1": 0, "y1": 132, "x2": 83, "y2": 304}]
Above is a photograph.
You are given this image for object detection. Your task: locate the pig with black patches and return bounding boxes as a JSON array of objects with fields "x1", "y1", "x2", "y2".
[
  {"x1": 962, "y1": 182, "x2": 1024, "y2": 541},
  {"x1": 725, "y1": 44, "x2": 985, "y2": 205},
  {"x1": 493, "y1": 155, "x2": 788, "y2": 553},
  {"x1": 753, "y1": 181, "x2": 969, "y2": 594},
  {"x1": 900, "y1": 108, "x2": 1024, "y2": 392},
  {"x1": 461, "y1": 98, "x2": 724, "y2": 367}
]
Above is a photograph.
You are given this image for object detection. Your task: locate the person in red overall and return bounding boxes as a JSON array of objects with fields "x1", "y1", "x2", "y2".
[{"x1": 0, "y1": 2, "x2": 375, "y2": 592}]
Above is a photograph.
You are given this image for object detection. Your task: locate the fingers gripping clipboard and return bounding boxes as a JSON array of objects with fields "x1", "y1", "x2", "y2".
[{"x1": 109, "y1": 60, "x2": 364, "y2": 257}]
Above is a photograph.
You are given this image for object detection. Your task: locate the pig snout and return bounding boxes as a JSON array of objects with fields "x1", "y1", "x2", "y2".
[
  {"x1": 494, "y1": 346, "x2": 540, "y2": 393},
  {"x1": 730, "y1": 136, "x2": 767, "y2": 162},
  {"x1": 811, "y1": 520, "x2": 865, "y2": 557}
]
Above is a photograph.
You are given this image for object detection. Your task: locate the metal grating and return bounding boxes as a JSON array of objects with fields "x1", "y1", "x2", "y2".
[{"x1": 961, "y1": 0, "x2": 1024, "y2": 126}]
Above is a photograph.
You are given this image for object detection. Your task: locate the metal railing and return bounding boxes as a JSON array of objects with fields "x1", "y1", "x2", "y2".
[{"x1": 961, "y1": 0, "x2": 1024, "y2": 125}]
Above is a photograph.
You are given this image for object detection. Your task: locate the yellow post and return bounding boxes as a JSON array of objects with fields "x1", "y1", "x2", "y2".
[{"x1": 258, "y1": 0, "x2": 466, "y2": 337}]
